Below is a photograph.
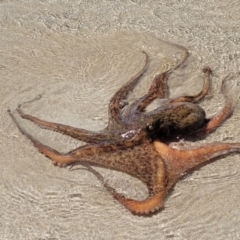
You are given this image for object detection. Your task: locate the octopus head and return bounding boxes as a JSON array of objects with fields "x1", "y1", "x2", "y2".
[{"x1": 146, "y1": 102, "x2": 207, "y2": 138}]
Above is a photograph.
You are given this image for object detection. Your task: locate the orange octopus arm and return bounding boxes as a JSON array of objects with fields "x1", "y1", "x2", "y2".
[{"x1": 154, "y1": 141, "x2": 240, "y2": 175}]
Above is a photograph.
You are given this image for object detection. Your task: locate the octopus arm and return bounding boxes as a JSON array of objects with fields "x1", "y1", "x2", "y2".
[{"x1": 154, "y1": 141, "x2": 240, "y2": 175}]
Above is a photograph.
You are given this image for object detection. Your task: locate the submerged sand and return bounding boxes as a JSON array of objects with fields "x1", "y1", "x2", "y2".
[{"x1": 1, "y1": 1, "x2": 240, "y2": 239}]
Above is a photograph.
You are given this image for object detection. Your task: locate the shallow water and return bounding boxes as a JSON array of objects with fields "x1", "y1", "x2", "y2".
[{"x1": 1, "y1": 1, "x2": 240, "y2": 239}]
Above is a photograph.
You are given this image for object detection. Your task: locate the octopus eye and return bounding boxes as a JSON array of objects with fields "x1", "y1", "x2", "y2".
[{"x1": 159, "y1": 126, "x2": 170, "y2": 136}]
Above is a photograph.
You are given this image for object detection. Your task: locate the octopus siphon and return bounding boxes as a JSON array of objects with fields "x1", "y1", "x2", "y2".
[{"x1": 8, "y1": 44, "x2": 240, "y2": 215}]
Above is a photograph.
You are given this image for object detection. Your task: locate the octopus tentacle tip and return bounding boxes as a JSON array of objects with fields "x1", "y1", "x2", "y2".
[{"x1": 202, "y1": 66, "x2": 212, "y2": 73}]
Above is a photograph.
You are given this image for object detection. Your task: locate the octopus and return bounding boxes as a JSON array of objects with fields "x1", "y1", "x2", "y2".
[{"x1": 8, "y1": 45, "x2": 240, "y2": 215}]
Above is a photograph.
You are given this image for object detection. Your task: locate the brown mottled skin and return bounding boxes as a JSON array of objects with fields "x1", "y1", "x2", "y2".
[{"x1": 8, "y1": 45, "x2": 240, "y2": 215}]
